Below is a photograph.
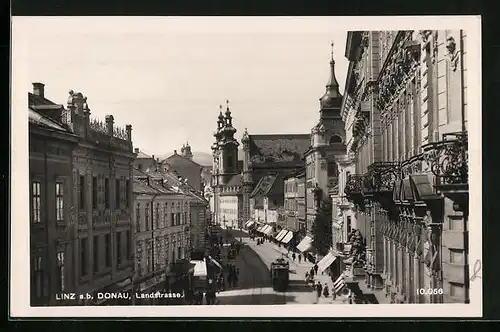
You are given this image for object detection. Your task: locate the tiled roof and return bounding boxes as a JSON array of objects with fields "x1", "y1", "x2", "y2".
[
  {"x1": 29, "y1": 108, "x2": 68, "y2": 132},
  {"x1": 136, "y1": 150, "x2": 152, "y2": 159},
  {"x1": 249, "y1": 134, "x2": 310, "y2": 164},
  {"x1": 29, "y1": 92, "x2": 57, "y2": 106},
  {"x1": 133, "y1": 178, "x2": 160, "y2": 195},
  {"x1": 163, "y1": 153, "x2": 202, "y2": 168},
  {"x1": 250, "y1": 174, "x2": 278, "y2": 198}
]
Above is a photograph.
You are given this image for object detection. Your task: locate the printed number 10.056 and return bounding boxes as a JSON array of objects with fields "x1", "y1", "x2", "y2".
[{"x1": 416, "y1": 288, "x2": 444, "y2": 295}]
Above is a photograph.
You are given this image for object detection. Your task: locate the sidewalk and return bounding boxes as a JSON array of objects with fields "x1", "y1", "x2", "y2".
[{"x1": 243, "y1": 238, "x2": 346, "y2": 305}]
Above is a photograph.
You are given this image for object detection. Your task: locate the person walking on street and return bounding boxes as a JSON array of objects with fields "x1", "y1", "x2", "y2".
[
  {"x1": 315, "y1": 282, "x2": 323, "y2": 302},
  {"x1": 323, "y1": 284, "x2": 330, "y2": 298},
  {"x1": 310, "y1": 267, "x2": 315, "y2": 278},
  {"x1": 298, "y1": 254, "x2": 302, "y2": 264},
  {"x1": 314, "y1": 264, "x2": 319, "y2": 275},
  {"x1": 292, "y1": 252, "x2": 296, "y2": 262}
]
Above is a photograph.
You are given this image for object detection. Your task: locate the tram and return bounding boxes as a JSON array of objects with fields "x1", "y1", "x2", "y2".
[{"x1": 270, "y1": 257, "x2": 290, "y2": 292}]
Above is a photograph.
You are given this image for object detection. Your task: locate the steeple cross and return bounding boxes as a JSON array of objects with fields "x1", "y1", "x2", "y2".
[{"x1": 330, "y1": 41, "x2": 334, "y2": 60}]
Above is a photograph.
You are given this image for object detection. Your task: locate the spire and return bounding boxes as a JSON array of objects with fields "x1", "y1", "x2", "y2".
[
  {"x1": 319, "y1": 41, "x2": 342, "y2": 108},
  {"x1": 224, "y1": 99, "x2": 233, "y2": 126},
  {"x1": 225, "y1": 99, "x2": 231, "y2": 116},
  {"x1": 326, "y1": 41, "x2": 340, "y2": 91}
]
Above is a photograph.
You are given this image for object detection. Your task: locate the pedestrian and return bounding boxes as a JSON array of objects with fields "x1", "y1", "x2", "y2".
[
  {"x1": 332, "y1": 289, "x2": 337, "y2": 300},
  {"x1": 323, "y1": 284, "x2": 330, "y2": 298},
  {"x1": 298, "y1": 254, "x2": 302, "y2": 264},
  {"x1": 292, "y1": 252, "x2": 296, "y2": 262},
  {"x1": 305, "y1": 271, "x2": 309, "y2": 282},
  {"x1": 314, "y1": 264, "x2": 319, "y2": 275},
  {"x1": 315, "y1": 282, "x2": 323, "y2": 300},
  {"x1": 310, "y1": 267, "x2": 315, "y2": 277}
]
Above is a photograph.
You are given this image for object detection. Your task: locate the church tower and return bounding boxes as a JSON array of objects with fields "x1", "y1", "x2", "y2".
[
  {"x1": 181, "y1": 141, "x2": 193, "y2": 160},
  {"x1": 216, "y1": 100, "x2": 240, "y2": 186},
  {"x1": 308, "y1": 43, "x2": 346, "y2": 203}
]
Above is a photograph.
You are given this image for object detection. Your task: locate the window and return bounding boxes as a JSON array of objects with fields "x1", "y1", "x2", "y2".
[
  {"x1": 32, "y1": 181, "x2": 41, "y2": 223},
  {"x1": 56, "y1": 182, "x2": 64, "y2": 222},
  {"x1": 125, "y1": 179, "x2": 130, "y2": 208},
  {"x1": 104, "y1": 178, "x2": 110, "y2": 209},
  {"x1": 155, "y1": 203, "x2": 160, "y2": 229},
  {"x1": 34, "y1": 255, "x2": 44, "y2": 298},
  {"x1": 184, "y1": 212, "x2": 188, "y2": 225},
  {"x1": 126, "y1": 230, "x2": 130, "y2": 260},
  {"x1": 330, "y1": 135, "x2": 342, "y2": 144},
  {"x1": 79, "y1": 175, "x2": 85, "y2": 209},
  {"x1": 115, "y1": 179, "x2": 121, "y2": 209},
  {"x1": 145, "y1": 203, "x2": 150, "y2": 231},
  {"x1": 116, "y1": 232, "x2": 122, "y2": 266},
  {"x1": 136, "y1": 203, "x2": 141, "y2": 233},
  {"x1": 164, "y1": 203, "x2": 168, "y2": 226},
  {"x1": 177, "y1": 212, "x2": 181, "y2": 226},
  {"x1": 105, "y1": 234, "x2": 111, "y2": 267},
  {"x1": 80, "y1": 238, "x2": 87, "y2": 277},
  {"x1": 138, "y1": 164, "x2": 143, "y2": 171},
  {"x1": 347, "y1": 216, "x2": 352, "y2": 234},
  {"x1": 147, "y1": 242, "x2": 153, "y2": 274},
  {"x1": 171, "y1": 212, "x2": 175, "y2": 227},
  {"x1": 92, "y1": 177, "x2": 98, "y2": 209},
  {"x1": 449, "y1": 249, "x2": 464, "y2": 264},
  {"x1": 449, "y1": 282, "x2": 465, "y2": 298},
  {"x1": 57, "y1": 251, "x2": 65, "y2": 292},
  {"x1": 93, "y1": 235, "x2": 99, "y2": 273}
]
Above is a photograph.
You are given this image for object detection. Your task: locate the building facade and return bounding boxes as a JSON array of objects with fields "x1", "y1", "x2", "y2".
[
  {"x1": 249, "y1": 174, "x2": 283, "y2": 227},
  {"x1": 162, "y1": 143, "x2": 204, "y2": 193},
  {"x1": 241, "y1": 130, "x2": 310, "y2": 225},
  {"x1": 29, "y1": 83, "x2": 136, "y2": 305},
  {"x1": 283, "y1": 173, "x2": 300, "y2": 232},
  {"x1": 211, "y1": 102, "x2": 243, "y2": 228},
  {"x1": 342, "y1": 30, "x2": 469, "y2": 303},
  {"x1": 29, "y1": 93, "x2": 80, "y2": 306},
  {"x1": 132, "y1": 173, "x2": 191, "y2": 304}
]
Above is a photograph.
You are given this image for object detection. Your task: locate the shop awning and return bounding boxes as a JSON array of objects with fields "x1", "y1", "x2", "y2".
[
  {"x1": 296, "y1": 236, "x2": 313, "y2": 252},
  {"x1": 257, "y1": 225, "x2": 265, "y2": 232},
  {"x1": 281, "y1": 231, "x2": 294, "y2": 244},
  {"x1": 245, "y1": 220, "x2": 255, "y2": 228},
  {"x1": 275, "y1": 229, "x2": 287, "y2": 241},
  {"x1": 190, "y1": 259, "x2": 207, "y2": 277},
  {"x1": 208, "y1": 255, "x2": 223, "y2": 269},
  {"x1": 333, "y1": 273, "x2": 346, "y2": 294},
  {"x1": 316, "y1": 252, "x2": 338, "y2": 274},
  {"x1": 263, "y1": 225, "x2": 273, "y2": 235}
]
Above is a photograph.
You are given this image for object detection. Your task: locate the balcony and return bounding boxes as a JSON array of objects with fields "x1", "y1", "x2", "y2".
[
  {"x1": 327, "y1": 176, "x2": 339, "y2": 195},
  {"x1": 364, "y1": 162, "x2": 400, "y2": 194},
  {"x1": 423, "y1": 131, "x2": 469, "y2": 211},
  {"x1": 344, "y1": 174, "x2": 366, "y2": 209}
]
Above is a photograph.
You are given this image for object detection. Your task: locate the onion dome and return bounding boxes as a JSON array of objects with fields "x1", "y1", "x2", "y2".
[{"x1": 320, "y1": 42, "x2": 342, "y2": 109}]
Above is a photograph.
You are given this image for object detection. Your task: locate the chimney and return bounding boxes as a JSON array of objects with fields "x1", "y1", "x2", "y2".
[
  {"x1": 134, "y1": 148, "x2": 139, "y2": 153},
  {"x1": 152, "y1": 154, "x2": 155, "y2": 161},
  {"x1": 174, "y1": 150, "x2": 177, "y2": 155},
  {"x1": 32, "y1": 83, "x2": 45, "y2": 98}
]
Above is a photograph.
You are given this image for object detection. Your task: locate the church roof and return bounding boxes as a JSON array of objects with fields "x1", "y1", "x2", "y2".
[
  {"x1": 248, "y1": 134, "x2": 310, "y2": 164},
  {"x1": 136, "y1": 150, "x2": 152, "y2": 159},
  {"x1": 162, "y1": 153, "x2": 203, "y2": 168},
  {"x1": 250, "y1": 174, "x2": 279, "y2": 198}
]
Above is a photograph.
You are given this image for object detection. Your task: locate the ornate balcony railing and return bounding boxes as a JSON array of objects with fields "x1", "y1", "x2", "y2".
[
  {"x1": 364, "y1": 162, "x2": 400, "y2": 194},
  {"x1": 422, "y1": 132, "x2": 468, "y2": 186},
  {"x1": 345, "y1": 174, "x2": 364, "y2": 196}
]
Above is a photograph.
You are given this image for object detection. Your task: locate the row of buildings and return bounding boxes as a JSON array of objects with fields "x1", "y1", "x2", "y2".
[
  {"x1": 211, "y1": 29, "x2": 470, "y2": 304},
  {"x1": 29, "y1": 84, "x2": 209, "y2": 306}
]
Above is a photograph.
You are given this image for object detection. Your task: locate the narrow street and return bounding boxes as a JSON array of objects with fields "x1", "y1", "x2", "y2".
[{"x1": 214, "y1": 229, "x2": 341, "y2": 305}]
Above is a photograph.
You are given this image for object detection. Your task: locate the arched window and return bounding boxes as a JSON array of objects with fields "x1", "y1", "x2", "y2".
[{"x1": 330, "y1": 135, "x2": 342, "y2": 144}]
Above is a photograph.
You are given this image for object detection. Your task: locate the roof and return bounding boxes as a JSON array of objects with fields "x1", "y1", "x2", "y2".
[
  {"x1": 250, "y1": 174, "x2": 278, "y2": 198},
  {"x1": 29, "y1": 108, "x2": 68, "y2": 132},
  {"x1": 136, "y1": 150, "x2": 152, "y2": 159},
  {"x1": 284, "y1": 167, "x2": 306, "y2": 180},
  {"x1": 29, "y1": 92, "x2": 57, "y2": 106},
  {"x1": 133, "y1": 178, "x2": 160, "y2": 195},
  {"x1": 249, "y1": 134, "x2": 310, "y2": 165},
  {"x1": 163, "y1": 153, "x2": 202, "y2": 168}
]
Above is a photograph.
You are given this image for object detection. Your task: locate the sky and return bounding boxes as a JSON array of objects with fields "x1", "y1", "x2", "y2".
[{"x1": 16, "y1": 17, "x2": 350, "y2": 156}]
